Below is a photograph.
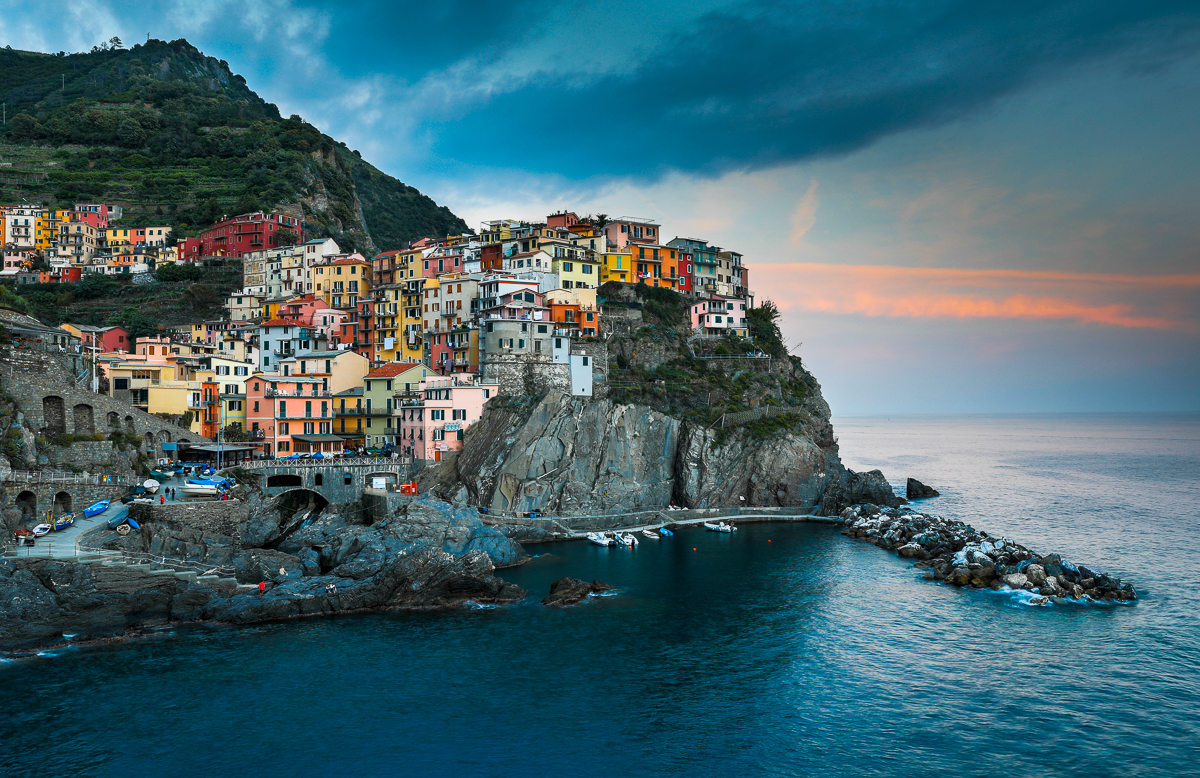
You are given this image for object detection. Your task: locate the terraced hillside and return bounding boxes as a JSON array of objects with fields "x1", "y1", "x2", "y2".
[{"x1": 0, "y1": 39, "x2": 467, "y2": 252}]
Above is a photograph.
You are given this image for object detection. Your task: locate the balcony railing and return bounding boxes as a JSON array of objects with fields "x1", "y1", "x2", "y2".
[{"x1": 264, "y1": 388, "x2": 333, "y2": 398}]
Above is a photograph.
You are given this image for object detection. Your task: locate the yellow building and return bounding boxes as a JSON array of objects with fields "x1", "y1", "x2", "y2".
[
  {"x1": 600, "y1": 250, "x2": 632, "y2": 284},
  {"x1": 332, "y1": 386, "x2": 367, "y2": 445},
  {"x1": 373, "y1": 284, "x2": 404, "y2": 363},
  {"x1": 312, "y1": 254, "x2": 372, "y2": 311},
  {"x1": 551, "y1": 256, "x2": 599, "y2": 290},
  {"x1": 35, "y1": 209, "x2": 70, "y2": 253}
]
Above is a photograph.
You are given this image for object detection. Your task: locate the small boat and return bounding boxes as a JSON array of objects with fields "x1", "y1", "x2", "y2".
[
  {"x1": 150, "y1": 469, "x2": 173, "y2": 481},
  {"x1": 641, "y1": 529, "x2": 660, "y2": 540},
  {"x1": 13, "y1": 528, "x2": 34, "y2": 539},
  {"x1": 704, "y1": 521, "x2": 737, "y2": 533},
  {"x1": 619, "y1": 533, "x2": 638, "y2": 546},
  {"x1": 143, "y1": 479, "x2": 161, "y2": 494},
  {"x1": 178, "y1": 483, "x2": 219, "y2": 497},
  {"x1": 32, "y1": 524, "x2": 52, "y2": 537},
  {"x1": 659, "y1": 528, "x2": 674, "y2": 537},
  {"x1": 82, "y1": 499, "x2": 110, "y2": 518},
  {"x1": 53, "y1": 513, "x2": 76, "y2": 532},
  {"x1": 587, "y1": 532, "x2": 612, "y2": 546},
  {"x1": 127, "y1": 517, "x2": 141, "y2": 530},
  {"x1": 106, "y1": 509, "x2": 130, "y2": 530}
]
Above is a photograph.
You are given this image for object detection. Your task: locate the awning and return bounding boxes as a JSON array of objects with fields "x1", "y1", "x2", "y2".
[
  {"x1": 179, "y1": 443, "x2": 259, "y2": 452},
  {"x1": 290, "y1": 434, "x2": 348, "y2": 442}
]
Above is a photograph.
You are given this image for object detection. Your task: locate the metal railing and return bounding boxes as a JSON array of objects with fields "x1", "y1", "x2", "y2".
[
  {"x1": 235, "y1": 456, "x2": 415, "y2": 469},
  {"x1": 4, "y1": 470, "x2": 136, "y2": 485}
]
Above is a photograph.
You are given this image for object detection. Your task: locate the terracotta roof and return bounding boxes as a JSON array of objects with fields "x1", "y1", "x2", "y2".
[
  {"x1": 365, "y1": 362, "x2": 424, "y2": 379},
  {"x1": 260, "y1": 318, "x2": 293, "y2": 327}
]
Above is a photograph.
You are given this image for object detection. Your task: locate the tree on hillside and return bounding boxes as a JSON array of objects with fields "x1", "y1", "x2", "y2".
[
  {"x1": 276, "y1": 227, "x2": 299, "y2": 247},
  {"x1": 118, "y1": 117, "x2": 146, "y2": 148},
  {"x1": 10, "y1": 113, "x2": 42, "y2": 139},
  {"x1": 74, "y1": 272, "x2": 117, "y2": 300},
  {"x1": 109, "y1": 36, "x2": 123, "y2": 50},
  {"x1": 746, "y1": 299, "x2": 789, "y2": 358},
  {"x1": 234, "y1": 192, "x2": 260, "y2": 214}
]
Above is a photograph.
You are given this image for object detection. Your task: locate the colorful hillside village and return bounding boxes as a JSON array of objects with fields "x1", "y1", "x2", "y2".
[{"x1": 2, "y1": 206, "x2": 754, "y2": 463}]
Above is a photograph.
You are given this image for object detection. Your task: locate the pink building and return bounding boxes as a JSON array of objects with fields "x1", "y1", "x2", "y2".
[
  {"x1": 279, "y1": 295, "x2": 346, "y2": 343},
  {"x1": 604, "y1": 217, "x2": 661, "y2": 250},
  {"x1": 245, "y1": 374, "x2": 336, "y2": 457},
  {"x1": 396, "y1": 376, "x2": 495, "y2": 462},
  {"x1": 78, "y1": 325, "x2": 129, "y2": 353},
  {"x1": 689, "y1": 296, "x2": 749, "y2": 336}
]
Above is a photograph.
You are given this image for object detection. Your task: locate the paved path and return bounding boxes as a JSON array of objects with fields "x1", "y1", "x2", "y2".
[{"x1": 8, "y1": 472, "x2": 200, "y2": 559}]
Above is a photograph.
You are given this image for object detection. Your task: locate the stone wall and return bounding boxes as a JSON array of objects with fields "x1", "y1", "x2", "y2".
[
  {"x1": 0, "y1": 347, "x2": 206, "y2": 463},
  {"x1": 1, "y1": 481, "x2": 129, "y2": 531},
  {"x1": 129, "y1": 499, "x2": 248, "y2": 539}
]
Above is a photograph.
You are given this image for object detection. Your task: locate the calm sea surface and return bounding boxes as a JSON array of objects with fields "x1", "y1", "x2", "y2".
[{"x1": 3, "y1": 414, "x2": 1199, "y2": 777}]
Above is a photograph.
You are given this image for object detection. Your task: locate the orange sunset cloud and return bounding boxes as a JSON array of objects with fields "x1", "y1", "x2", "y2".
[{"x1": 754, "y1": 264, "x2": 1200, "y2": 331}]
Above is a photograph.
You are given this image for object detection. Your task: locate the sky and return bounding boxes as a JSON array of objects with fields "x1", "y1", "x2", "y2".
[{"x1": 4, "y1": 0, "x2": 1199, "y2": 414}]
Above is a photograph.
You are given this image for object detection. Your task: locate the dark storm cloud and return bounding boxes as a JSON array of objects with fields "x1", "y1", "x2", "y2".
[{"x1": 421, "y1": 0, "x2": 1200, "y2": 178}]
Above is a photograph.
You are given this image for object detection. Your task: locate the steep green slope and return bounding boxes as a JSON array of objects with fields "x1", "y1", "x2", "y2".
[{"x1": 0, "y1": 39, "x2": 467, "y2": 251}]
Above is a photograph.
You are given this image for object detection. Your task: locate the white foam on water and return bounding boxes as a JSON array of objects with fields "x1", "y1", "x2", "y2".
[{"x1": 463, "y1": 601, "x2": 497, "y2": 610}]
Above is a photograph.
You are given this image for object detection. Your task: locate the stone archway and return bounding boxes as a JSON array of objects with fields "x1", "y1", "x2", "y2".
[
  {"x1": 266, "y1": 473, "x2": 303, "y2": 488},
  {"x1": 365, "y1": 471, "x2": 399, "y2": 489},
  {"x1": 73, "y1": 403, "x2": 95, "y2": 434},
  {"x1": 145, "y1": 431, "x2": 156, "y2": 448},
  {"x1": 160, "y1": 430, "x2": 172, "y2": 443},
  {"x1": 107, "y1": 411, "x2": 120, "y2": 428},
  {"x1": 125, "y1": 415, "x2": 135, "y2": 433},
  {"x1": 53, "y1": 491, "x2": 72, "y2": 515},
  {"x1": 15, "y1": 491, "x2": 36, "y2": 519},
  {"x1": 43, "y1": 396, "x2": 65, "y2": 435}
]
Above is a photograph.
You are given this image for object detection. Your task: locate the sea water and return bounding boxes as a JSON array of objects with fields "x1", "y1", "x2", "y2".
[{"x1": 2, "y1": 414, "x2": 1198, "y2": 777}]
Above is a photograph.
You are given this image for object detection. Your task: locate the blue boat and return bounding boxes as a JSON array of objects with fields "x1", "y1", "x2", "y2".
[
  {"x1": 83, "y1": 499, "x2": 110, "y2": 518},
  {"x1": 53, "y1": 513, "x2": 75, "y2": 532},
  {"x1": 659, "y1": 528, "x2": 674, "y2": 537},
  {"x1": 127, "y1": 517, "x2": 141, "y2": 531},
  {"x1": 106, "y1": 509, "x2": 130, "y2": 530}
]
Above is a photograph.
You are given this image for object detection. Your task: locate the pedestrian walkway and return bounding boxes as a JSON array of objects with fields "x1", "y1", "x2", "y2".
[{"x1": 6, "y1": 472, "x2": 197, "y2": 559}]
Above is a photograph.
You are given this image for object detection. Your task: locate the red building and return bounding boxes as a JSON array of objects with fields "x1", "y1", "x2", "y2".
[
  {"x1": 199, "y1": 212, "x2": 302, "y2": 259},
  {"x1": 178, "y1": 237, "x2": 203, "y2": 262},
  {"x1": 676, "y1": 250, "x2": 694, "y2": 295}
]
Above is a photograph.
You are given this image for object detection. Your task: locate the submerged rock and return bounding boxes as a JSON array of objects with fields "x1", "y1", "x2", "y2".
[
  {"x1": 906, "y1": 478, "x2": 940, "y2": 499},
  {"x1": 542, "y1": 577, "x2": 612, "y2": 606}
]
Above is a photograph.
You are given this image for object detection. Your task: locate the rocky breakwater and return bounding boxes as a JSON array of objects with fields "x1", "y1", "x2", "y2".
[
  {"x1": 0, "y1": 495, "x2": 528, "y2": 652},
  {"x1": 839, "y1": 504, "x2": 1137, "y2": 604}
]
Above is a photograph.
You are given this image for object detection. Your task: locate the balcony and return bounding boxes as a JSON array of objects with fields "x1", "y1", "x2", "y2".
[
  {"x1": 248, "y1": 429, "x2": 267, "y2": 439},
  {"x1": 264, "y1": 388, "x2": 333, "y2": 398}
]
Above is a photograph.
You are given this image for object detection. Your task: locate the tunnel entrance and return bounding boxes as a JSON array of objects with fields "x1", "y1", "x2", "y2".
[
  {"x1": 15, "y1": 491, "x2": 36, "y2": 519},
  {"x1": 266, "y1": 473, "x2": 303, "y2": 488}
]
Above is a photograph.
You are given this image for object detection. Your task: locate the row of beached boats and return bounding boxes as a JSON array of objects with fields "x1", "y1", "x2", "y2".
[
  {"x1": 586, "y1": 527, "x2": 678, "y2": 546},
  {"x1": 585, "y1": 521, "x2": 737, "y2": 545}
]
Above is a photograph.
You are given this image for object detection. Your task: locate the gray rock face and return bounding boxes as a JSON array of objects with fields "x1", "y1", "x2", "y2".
[
  {"x1": 3, "y1": 494, "x2": 530, "y2": 652},
  {"x1": 436, "y1": 392, "x2": 899, "y2": 515}
]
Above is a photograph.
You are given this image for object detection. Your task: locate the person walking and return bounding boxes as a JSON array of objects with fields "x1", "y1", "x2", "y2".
[{"x1": 258, "y1": 581, "x2": 266, "y2": 596}]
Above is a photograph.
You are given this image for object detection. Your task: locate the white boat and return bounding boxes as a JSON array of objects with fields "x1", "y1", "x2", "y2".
[
  {"x1": 143, "y1": 479, "x2": 161, "y2": 494},
  {"x1": 586, "y1": 532, "x2": 612, "y2": 546},
  {"x1": 619, "y1": 533, "x2": 638, "y2": 546},
  {"x1": 32, "y1": 524, "x2": 52, "y2": 537},
  {"x1": 178, "y1": 483, "x2": 219, "y2": 497},
  {"x1": 704, "y1": 521, "x2": 737, "y2": 533},
  {"x1": 641, "y1": 530, "x2": 660, "y2": 540}
]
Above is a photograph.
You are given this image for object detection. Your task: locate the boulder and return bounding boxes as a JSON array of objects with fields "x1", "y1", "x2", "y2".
[
  {"x1": 1002, "y1": 573, "x2": 1028, "y2": 589},
  {"x1": 542, "y1": 577, "x2": 611, "y2": 606},
  {"x1": 905, "y1": 478, "x2": 940, "y2": 499},
  {"x1": 1025, "y1": 564, "x2": 1047, "y2": 585},
  {"x1": 897, "y1": 543, "x2": 928, "y2": 559}
]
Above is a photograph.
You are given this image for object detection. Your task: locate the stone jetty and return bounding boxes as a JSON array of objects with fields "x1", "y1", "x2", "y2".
[{"x1": 839, "y1": 504, "x2": 1137, "y2": 603}]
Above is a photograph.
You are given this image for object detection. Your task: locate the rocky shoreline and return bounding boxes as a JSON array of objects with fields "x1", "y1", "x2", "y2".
[{"x1": 839, "y1": 503, "x2": 1138, "y2": 603}]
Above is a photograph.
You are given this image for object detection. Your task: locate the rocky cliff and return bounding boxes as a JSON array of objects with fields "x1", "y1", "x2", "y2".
[
  {"x1": 421, "y1": 282, "x2": 901, "y2": 517},
  {"x1": 0, "y1": 493, "x2": 526, "y2": 652},
  {"x1": 425, "y1": 386, "x2": 897, "y2": 517}
]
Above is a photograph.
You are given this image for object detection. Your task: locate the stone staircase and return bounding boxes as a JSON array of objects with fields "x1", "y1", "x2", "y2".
[{"x1": 74, "y1": 550, "x2": 248, "y2": 589}]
